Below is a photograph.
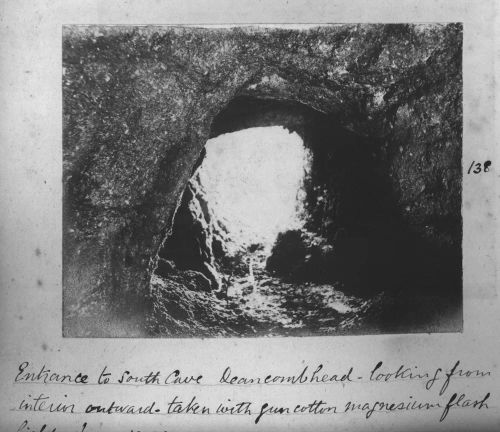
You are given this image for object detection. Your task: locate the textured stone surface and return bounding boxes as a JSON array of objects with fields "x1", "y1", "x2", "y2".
[
  {"x1": 157, "y1": 176, "x2": 223, "y2": 291},
  {"x1": 63, "y1": 24, "x2": 462, "y2": 336}
]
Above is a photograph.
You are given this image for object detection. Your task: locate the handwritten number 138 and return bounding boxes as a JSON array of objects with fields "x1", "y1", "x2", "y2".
[{"x1": 467, "y1": 160, "x2": 491, "y2": 174}]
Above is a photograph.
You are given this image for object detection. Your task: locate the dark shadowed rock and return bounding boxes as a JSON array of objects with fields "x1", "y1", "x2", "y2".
[
  {"x1": 266, "y1": 230, "x2": 307, "y2": 278},
  {"x1": 155, "y1": 258, "x2": 176, "y2": 277}
]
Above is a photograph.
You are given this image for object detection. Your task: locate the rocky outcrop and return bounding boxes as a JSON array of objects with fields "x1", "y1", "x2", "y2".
[
  {"x1": 63, "y1": 24, "x2": 462, "y2": 336},
  {"x1": 156, "y1": 175, "x2": 224, "y2": 292},
  {"x1": 266, "y1": 230, "x2": 333, "y2": 282}
]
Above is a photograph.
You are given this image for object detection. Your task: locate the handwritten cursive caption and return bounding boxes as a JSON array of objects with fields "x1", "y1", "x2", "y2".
[{"x1": 11, "y1": 360, "x2": 492, "y2": 430}]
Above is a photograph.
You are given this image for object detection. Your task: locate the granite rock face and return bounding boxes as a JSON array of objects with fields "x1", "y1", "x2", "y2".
[{"x1": 63, "y1": 24, "x2": 462, "y2": 336}]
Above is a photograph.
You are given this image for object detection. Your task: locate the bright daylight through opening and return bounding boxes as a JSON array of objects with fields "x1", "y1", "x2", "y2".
[{"x1": 198, "y1": 126, "x2": 311, "y2": 252}]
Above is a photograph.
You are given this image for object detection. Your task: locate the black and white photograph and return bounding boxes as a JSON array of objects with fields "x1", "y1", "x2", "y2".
[{"x1": 62, "y1": 23, "x2": 463, "y2": 338}]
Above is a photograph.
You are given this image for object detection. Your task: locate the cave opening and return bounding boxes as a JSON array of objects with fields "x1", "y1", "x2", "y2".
[
  {"x1": 148, "y1": 96, "x2": 461, "y2": 337},
  {"x1": 155, "y1": 125, "x2": 314, "y2": 293},
  {"x1": 150, "y1": 98, "x2": 387, "y2": 336}
]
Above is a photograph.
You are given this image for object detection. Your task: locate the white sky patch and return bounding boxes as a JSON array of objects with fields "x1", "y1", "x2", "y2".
[{"x1": 197, "y1": 126, "x2": 310, "y2": 250}]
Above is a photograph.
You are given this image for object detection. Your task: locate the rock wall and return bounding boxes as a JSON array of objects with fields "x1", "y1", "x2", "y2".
[
  {"x1": 156, "y1": 174, "x2": 224, "y2": 292},
  {"x1": 63, "y1": 24, "x2": 462, "y2": 336}
]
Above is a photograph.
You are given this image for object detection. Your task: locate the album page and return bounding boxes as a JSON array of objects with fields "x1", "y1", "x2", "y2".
[{"x1": 0, "y1": 1, "x2": 499, "y2": 431}]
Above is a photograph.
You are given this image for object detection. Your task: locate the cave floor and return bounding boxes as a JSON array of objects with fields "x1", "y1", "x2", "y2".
[
  {"x1": 224, "y1": 261, "x2": 367, "y2": 336},
  {"x1": 149, "y1": 247, "x2": 462, "y2": 338},
  {"x1": 149, "y1": 249, "x2": 385, "y2": 337}
]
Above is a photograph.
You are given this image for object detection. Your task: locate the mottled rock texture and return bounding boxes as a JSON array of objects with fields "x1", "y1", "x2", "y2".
[
  {"x1": 63, "y1": 24, "x2": 462, "y2": 336},
  {"x1": 156, "y1": 175, "x2": 223, "y2": 291}
]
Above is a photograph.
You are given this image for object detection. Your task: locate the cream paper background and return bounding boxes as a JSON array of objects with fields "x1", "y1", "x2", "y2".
[{"x1": 0, "y1": 0, "x2": 499, "y2": 431}]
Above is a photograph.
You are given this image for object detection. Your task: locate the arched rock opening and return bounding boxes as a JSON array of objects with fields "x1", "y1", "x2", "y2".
[
  {"x1": 153, "y1": 95, "x2": 458, "y2": 301},
  {"x1": 62, "y1": 24, "x2": 462, "y2": 337},
  {"x1": 155, "y1": 125, "x2": 311, "y2": 288}
]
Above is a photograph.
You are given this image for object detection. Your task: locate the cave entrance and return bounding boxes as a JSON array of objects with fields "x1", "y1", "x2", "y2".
[
  {"x1": 150, "y1": 96, "x2": 423, "y2": 336},
  {"x1": 155, "y1": 126, "x2": 313, "y2": 293}
]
